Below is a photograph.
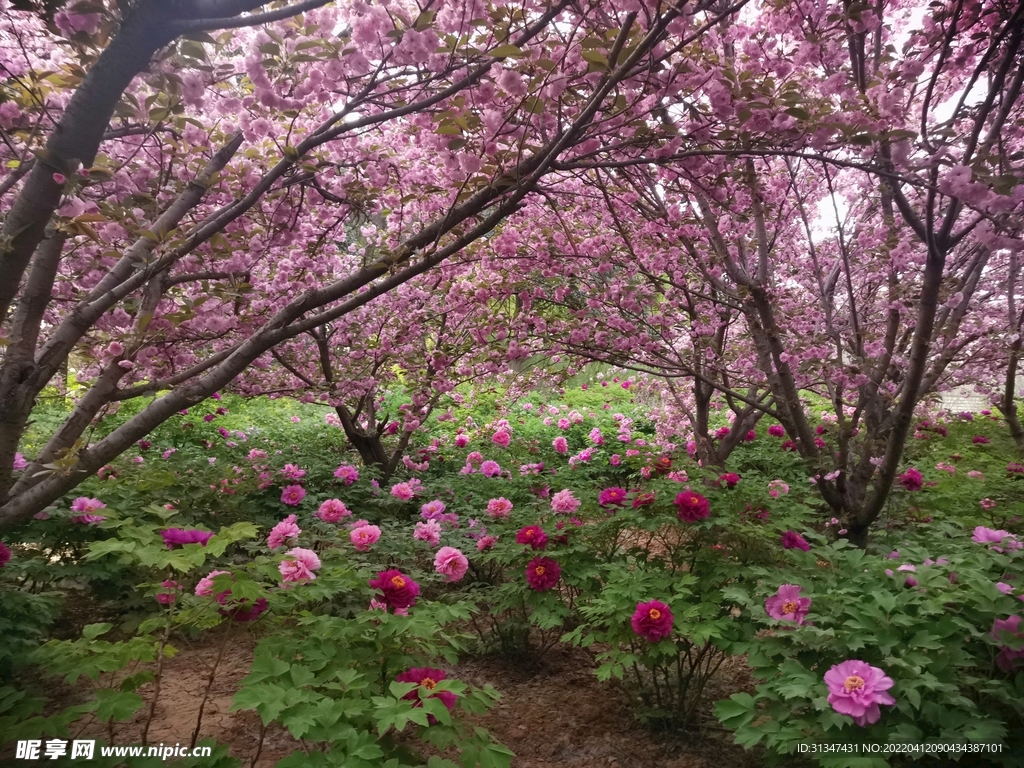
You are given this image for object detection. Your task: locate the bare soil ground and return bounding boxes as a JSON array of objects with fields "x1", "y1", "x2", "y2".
[{"x1": 37, "y1": 630, "x2": 762, "y2": 768}]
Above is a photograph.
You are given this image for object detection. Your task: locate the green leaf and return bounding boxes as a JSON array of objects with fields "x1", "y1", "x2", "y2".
[
  {"x1": 82, "y1": 623, "x2": 113, "y2": 640},
  {"x1": 489, "y1": 44, "x2": 524, "y2": 58}
]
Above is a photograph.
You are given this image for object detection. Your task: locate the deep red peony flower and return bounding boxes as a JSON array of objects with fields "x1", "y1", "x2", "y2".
[
  {"x1": 780, "y1": 530, "x2": 811, "y2": 551},
  {"x1": 369, "y1": 568, "x2": 420, "y2": 610},
  {"x1": 674, "y1": 490, "x2": 710, "y2": 522},
  {"x1": 718, "y1": 472, "x2": 740, "y2": 489},
  {"x1": 525, "y1": 557, "x2": 560, "y2": 590},
  {"x1": 516, "y1": 525, "x2": 548, "y2": 550},
  {"x1": 395, "y1": 667, "x2": 458, "y2": 722},
  {"x1": 631, "y1": 600, "x2": 674, "y2": 641}
]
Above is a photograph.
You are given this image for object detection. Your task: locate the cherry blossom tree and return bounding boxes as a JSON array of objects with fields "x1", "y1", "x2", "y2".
[{"x1": 0, "y1": 0, "x2": 744, "y2": 531}]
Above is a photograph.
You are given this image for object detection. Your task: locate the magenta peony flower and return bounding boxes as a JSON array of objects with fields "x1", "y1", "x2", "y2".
[
  {"x1": 480, "y1": 460, "x2": 501, "y2": 477},
  {"x1": 486, "y1": 497, "x2": 513, "y2": 518},
  {"x1": 350, "y1": 524, "x2": 382, "y2": 551},
  {"x1": 454, "y1": 434, "x2": 469, "y2": 448},
  {"x1": 280, "y1": 484, "x2": 306, "y2": 506},
  {"x1": 552, "y1": 436, "x2": 568, "y2": 453},
  {"x1": 279, "y1": 547, "x2": 321, "y2": 583},
  {"x1": 161, "y1": 528, "x2": 214, "y2": 549},
  {"x1": 268, "y1": 514, "x2": 300, "y2": 549},
  {"x1": 780, "y1": 530, "x2": 811, "y2": 551},
  {"x1": 317, "y1": 498, "x2": 351, "y2": 523},
  {"x1": 434, "y1": 546, "x2": 469, "y2": 582},
  {"x1": 991, "y1": 616, "x2": 1024, "y2": 672},
  {"x1": 0, "y1": 541, "x2": 11, "y2": 568},
  {"x1": 718, "y1": 472, "x2": 741, "y2": 488},
  {"x1": 765, "y1": 584, "x2": 811, "y2": 624},
  {"x1": 824, "y1": 660, "x2": 896, "y2": 726},
  {"x1": 972, "y1": 435, "x2": 990, "y2": 445},
  {"x1": 525, "y1": 557, "x2": 560, "y2": 590},
  {"x1": 674, "y1": 490, "x2": 710, "y2": 522},
  {"x1": 414, "y1": 519, "x2": 442, "y2": 545},
  {"x1": 221, "y1": 597, "x2": 268, "y2": 622},
  {"x1": 391, "y1": 482, "x2": 416, "y2": 500},
  {"x1": 598, "y1": 487, "x2": 627, "y2": 507},
  {"x1": 516, "y1": 525, "x2": 548, "y2": 550},
  {"x1": 631, "y1": 600, "x2": 674, "y2": 641},
  {"x1": 768, "y1": 424, "x2": 785, "y2": 437},
  {"x1": 395, "y1": 667, "x2": 457, "y2": 722},
  {"x1": 491, "y1": 430, "x2": 511, "y2": 447},
  {"x1": 897, "y1": 468, "x2": 923, "y2": 491},
  {"x1": 550, "y1": 488, "x2": 580, "y2": 514},
  {"x1": 369, "y1": 569, "x2": 420, "y2": 610},
  {"x1": 334, "y1": 464, "x2": 359, "y2": 484}
]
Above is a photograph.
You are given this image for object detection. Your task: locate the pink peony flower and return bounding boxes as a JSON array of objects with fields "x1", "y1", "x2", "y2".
[
  {"x1": 280, "y1": 485, "x2": 306, "y2": 506},
  {"x1": 598, "y1": 487, "x2": 627, "y2": 507},
  {"x1": 455, "y1": 434, "x2": 469, "y2": 448},
  {"x1": 897, "y1": 468, "x2": 923, "y2": 491},
  {"x1": 395, "y1": 667, "x2": 457, "y2": 722},
  {"x1": 334, "y1": 464, "x2": 359, "y2": 484},
  {"x1": 155, "y1": 579, "x2": 180, "y2": 605},
  {"x1": 486, "y1": 497, "x2": 513, "y2": 518},
  {"x1": 674, "y1": 491, "x2": 710, "y2": 522},
  {"x1": 280, "y1": 463, "x2": 306, "y2": 480},
  {"x1": 991, "y1": 615, "x2": 1024, "y2": 672},
  {"x1": 550, "y1": 489, "x2": 580, "y2": 514},
  {"x1": 558, "y1": 418, "x2": 571, "y2": 430},
  {"x1": 72, "y1": 513, "x2": 106, "y2": 525},
  {"x1": 414, "y1": 519, "x2": 442, "y2": 546},
  {"x1": 161, "y1": 528, "x2": 214, "y2": 549},
  {"x1": 516, "y1": 525, "x2": 548, "y2": 550},
  {"x1": 369, "y1": 568, "x2": 420, "y2": 610},
  {"x1": 71, "y1": 497, "x2": 105, "y2": 514},
  {"x1": 824, "y1": 660, "x2": 896, "y2": 726},
  {"x1": 317, "y1": 498, "x2": 351, "y2": 522},
  {"x1": 765, "y1": 584, "x2": 811, "y2": 624},
  {"x1": 631, "y1": 600, "x2": 674, "y2": 642},
  {"x1": 491, "y1": 430, "x2": 511, "y2": 447},
  {"x1": 552, "y1": 436, "x2": 568, "y2": 453},
  {"x1": 480, "y1": 460, "x2": 501, "y2": 477},
  {"x1": 610, "y1": 454, "x2": 622, "y2": 466},
  {"x1": 350, "y1": 524, "x2": 382, "y2": 551},
  {"x1": 476, "y1": 535, "x2": 497, "y2": 551},
  {"x1": 980, "y1": 498, "x2": 997, "y2": 511},
  {"x1": 195, "y1": 569, "x2": 232, "y2": 597},
  {"x1": 279, "y1": 547, "x2": 321, "y2": 583},
  {"x1": 268, "y1": 514, "x2": 300, "y2": 549},
  {"x1": 466, "y1": 451, "x2": 484, "y2": 466},
  {"x1": 525, "y1": 556, "x2": 560, "y2": 591},
  {"x1": 972, "y1": 526, "x2": 1023, "y2": 552},
  {"x1": 780, "y1": 530, "x2": 811, "y2": 551},
  {"x1": 434, "y1": 546, "x2": 469, "y2": 582},
  {"x1": 391, "y1": 482, "x2": 416, "y2": 500},
  {"x1": 421, "y1": 500, "x2": 447, "y2": 518},
  {"x1": 768, "y1": 479, "x2": 789, "y2": 498},
  {"x1": 12, "y1": 452, "x2": 27, "y2": 470}
]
